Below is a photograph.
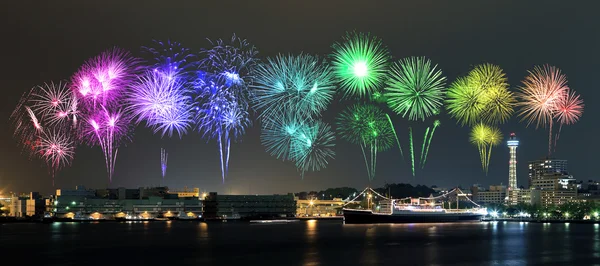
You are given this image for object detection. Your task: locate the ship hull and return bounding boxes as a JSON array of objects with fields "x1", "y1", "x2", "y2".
[{"x1": 343, "y1": 209, "x2": 483, "y2": 224}]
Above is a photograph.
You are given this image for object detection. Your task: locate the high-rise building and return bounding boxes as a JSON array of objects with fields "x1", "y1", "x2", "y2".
[
  {"x1": 528, "y1": 159, "x2": 568, "y2": 187},
  {"x1": 507, "y1": 133, "x2": 519, "y2": 190}
]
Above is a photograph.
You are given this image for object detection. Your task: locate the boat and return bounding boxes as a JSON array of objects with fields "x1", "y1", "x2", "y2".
[
  {"x1": 344, "y1": 196, "x2": 486, "y2": 224},
  {"x1": 249, "y1": 219, "x2": 299, "y2": 224}
]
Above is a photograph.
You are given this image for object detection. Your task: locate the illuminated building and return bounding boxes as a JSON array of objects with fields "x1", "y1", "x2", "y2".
[
  {"x1": 54, "y1": 186, "x2": 203, "y2": 219},
  {"x1": 507, "y1": 133, "x2": 519, "y2": 190},
  {"x1": 507, "y1": 189, "x2": 533, "y2": 206},
  {"x1": 168, "y1": 187, "x2": 200, "y2": 198},
  {"x1": 296, "y1": 198, "x2": 345, "y2": 217},
  {"x1": 472, "y1": 185, "x2": 506, "y2": 204},
  {"x1": 528, "y1": 158, "x2": 568, "y2": 187}
]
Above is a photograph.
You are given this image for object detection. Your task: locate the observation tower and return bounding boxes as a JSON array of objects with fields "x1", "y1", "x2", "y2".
[{"x1": 507, "y1": 133, "x2": 519, "y2": 190}]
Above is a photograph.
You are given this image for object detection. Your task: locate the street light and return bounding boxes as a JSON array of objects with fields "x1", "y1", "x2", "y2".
[
  {"x1": 565, "y1": 212, "x2": 570, "y2": 219},
  {"x1": 594, "y1": 212, "x2": 599, "y2": 219}
]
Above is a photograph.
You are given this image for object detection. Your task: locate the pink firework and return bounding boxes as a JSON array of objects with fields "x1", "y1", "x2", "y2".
[
  {"x1": 11, "y1": 83, "x2": 78, "y2": 185},
  {"x1": 38, "y1": 129, "x2": 75, "y2": 185},
  {"x1": 71, "y1": 47, "x2": 139, "y2": 182},
  {"x1": 516, "y1": 65, "x2": 567, "y2": 129},
  {"x1": 516, "y1": 65, "x2": 583, "y2": 155},
  {"x1": 553, "y1": 88, "x2": 583, "y2": 126}
]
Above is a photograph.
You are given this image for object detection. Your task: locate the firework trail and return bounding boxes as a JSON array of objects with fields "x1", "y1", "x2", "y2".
[
  {"x1": 485, "y1": 127, "x2": 502, "y2": 174},
  {"x1": 421, "y1": 120, "x2": 440, "y2": 168},
  {"x1": 469, "y1": 123, "x2": 502, "y2": 174},
  {"x1": 470, "y1": 123, "x2": 490, "y2": 172},
  {"x1": 331, "y1": 31, "x2": 391, "y2": 98},
  {"x1": 420, "y1": 126, "x2": 430, "y2": 167},
  {"x1": 161, "y1": 148, "x2": 168, "y2": 180},
  {"x1": 408, "y1": 127, "x2": 415, "y2": 176},
  {"x1": 72, "y1": 47, "x2": 139, "y2": 182},
  {"x1": 385, "y1": 114, "x2": 403, "y2": 158},
  {"x1": 384, "y1": 57, "x2": 446, "y2": 175},
  {"x1": 337, "y1": 104, "x2": 393, "y2": 181}
]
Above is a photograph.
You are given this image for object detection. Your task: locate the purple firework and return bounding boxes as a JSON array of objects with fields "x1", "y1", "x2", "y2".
[
  {"x1": 71, "y1": 47, "x2": 139, "y2": 182},
  {"x1": 129, "y1": 71, "x2": 193, "y2": 138}
]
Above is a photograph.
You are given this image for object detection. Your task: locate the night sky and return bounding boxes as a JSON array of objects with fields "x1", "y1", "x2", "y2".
[{"x1": 1, "y1": 1, "x2": 598, "y2": 195}]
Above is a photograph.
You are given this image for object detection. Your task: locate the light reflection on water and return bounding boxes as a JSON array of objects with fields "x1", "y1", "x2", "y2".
[{"x1": 3, "y1": 220, "x2": 600, "y2": 265}]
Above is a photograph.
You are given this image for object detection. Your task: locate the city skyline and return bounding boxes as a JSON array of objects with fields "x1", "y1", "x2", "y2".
[{"x1": 1, "y1": 1, "x2": 596, "y2": 195}]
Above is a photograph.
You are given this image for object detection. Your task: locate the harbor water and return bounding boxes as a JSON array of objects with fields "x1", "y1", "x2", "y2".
[{"x1": 1, "y1": 220, "x2": 599, "y2": 265}]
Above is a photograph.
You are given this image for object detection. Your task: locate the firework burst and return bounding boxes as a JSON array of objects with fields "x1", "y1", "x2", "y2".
[
  {"x1": 72, "y1": 47, "x2": 139, "y2": 182},
  {"x1": 385, "y1": 57, "x2": 447, "y2": 175},
  {"x1": 447, "y1": 64, "x2": 514, "y2": 126},
  {"x1": 331, "y1": 31, "x2": 391, "y2": 98},
  {"x1": 385, "y1": 57, "x2": 447, "y2": 121},
  {"x1": 515, "y1": 65, "x2": 581, "y2": 154},
  {"x1": 252, "y1": 54, "x2": 336, "y2": 121},
  {"x1": 337, "y1": 104, "x2": 393, "y2": 181},
  {"x1": 129, "y1": 71, "x2": 193, "y2": 138}
]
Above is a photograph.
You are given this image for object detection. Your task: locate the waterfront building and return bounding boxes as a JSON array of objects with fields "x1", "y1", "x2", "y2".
[
  {"x1": 168, "y1": 187, "x2": 200, "y2": 198},
  {"x1": 296, "y1": 198, "x2": 344, "y2": 217},
  {"x1": 56, "y1": 186, "x2": 96, "y2": 197},
  {"x1": 9, "y1": 195, "x2": 27, "y2": 217},
  {"x1": 507, "y1": 133, "x2": 519, "y2": 189},
  {"x1": 203, "y1": 193, "x2": 296, "y2": 219},
  {"x1": 472, "y1": 185, "x2": 506, "y2": 205},
  {"x1": 528, "y1": 158, "x2": 568, "y2": 187},
  {"x1": 54, "y1": 186, "x2": 203, "y2": 219},
  {"x1": 25, "y1": 192, "x2": 46, "y2": 217}
]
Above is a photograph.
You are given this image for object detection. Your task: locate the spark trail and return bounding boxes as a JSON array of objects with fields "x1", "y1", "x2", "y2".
[{"x1": 421, "y1": 120, "x2": 440, "y2": 168}]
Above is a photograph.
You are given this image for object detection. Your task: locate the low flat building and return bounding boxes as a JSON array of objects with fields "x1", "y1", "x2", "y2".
[
  {"x1": 54, "y1": 186, "x2": 203, "y2": 219},
  {"x1": 204, "y1": 193, "x2": 296, "y2": 219},
  {"x1": 296, "y1": 198, "x2": 344, "y2": 217}
]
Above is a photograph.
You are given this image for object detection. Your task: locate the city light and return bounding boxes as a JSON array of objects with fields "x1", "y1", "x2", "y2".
[
  {"x1": 490, "y1": 211, "x2": 498, "y2": 217},
  {"x1": 565, "y1": 212, "x2": 570, "y2": 218},
  {"x1": 71, "y1": 201, "x2": 76, "y2": 205},
  {"x1": 594, "y1": 212, "x2": 599, "y2": 218}
]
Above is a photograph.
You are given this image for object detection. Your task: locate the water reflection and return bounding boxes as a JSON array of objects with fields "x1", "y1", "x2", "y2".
[
  {"x1": 303, "y1": 220, "x2": 319, "y2": 266},
  {"x1": 361, "y1": 225, "x2": 378, "y2": 265}
]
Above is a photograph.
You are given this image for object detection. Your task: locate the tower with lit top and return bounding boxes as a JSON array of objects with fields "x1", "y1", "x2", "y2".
[{"x1": 507, "y1": 133, "x2": 519, "y2": 189}]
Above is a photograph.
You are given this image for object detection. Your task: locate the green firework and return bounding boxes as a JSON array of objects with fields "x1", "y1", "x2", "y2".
[
  {"x1": 385, "y1": 114, "x2": 403, "y2": 158},
  {"x1": 337, "y1": 104, "x2": 394, "y2": 180},
  {"x1": 408, "y1": 127, "x2": 415, "y2": 176},
  {"x1": 385, "y1": 57, "x2": 447, "y2": 121},
  {"x1": 420, "y1": 127, "x2": 430, "y2": 166},
  {"x1": 421, "y1": 120, "x2": 440, "y2": 168},
  {"x1": 330, "y1": 31, "x2": 391, "y2": 98}
]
